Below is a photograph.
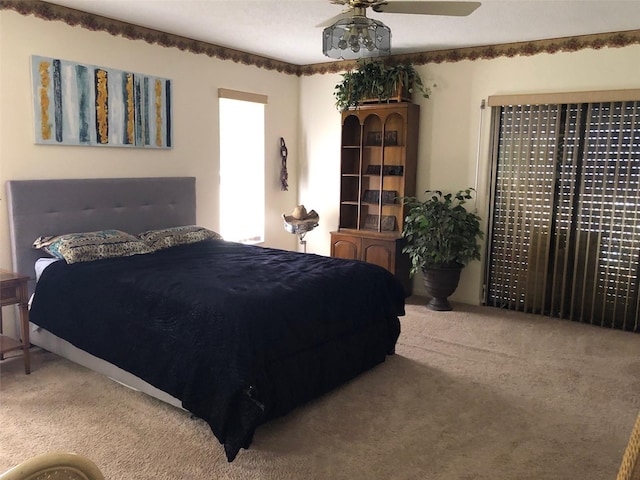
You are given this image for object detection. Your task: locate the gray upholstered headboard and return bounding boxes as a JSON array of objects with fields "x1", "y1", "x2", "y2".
[{"x1": 7, "y1": 177, "x2": 196, "y2": 295}]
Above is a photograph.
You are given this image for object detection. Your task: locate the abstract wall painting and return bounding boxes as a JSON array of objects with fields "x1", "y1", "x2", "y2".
[{"x1": 31, "y1": 55, "x2": 172, "y2": 148}]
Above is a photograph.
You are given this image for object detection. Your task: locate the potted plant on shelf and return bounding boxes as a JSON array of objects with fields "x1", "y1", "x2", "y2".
[
  {"x1": 401, "y1": 189, "x2": 483, "y2": 311},
  {"x1": 333, "y1": 59, "x2": 431, "y2": 111}
]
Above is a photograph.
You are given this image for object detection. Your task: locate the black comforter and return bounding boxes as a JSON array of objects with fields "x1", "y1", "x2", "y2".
[{"x1": 30, "y1": 240, "x2": 404, "y2": 461}]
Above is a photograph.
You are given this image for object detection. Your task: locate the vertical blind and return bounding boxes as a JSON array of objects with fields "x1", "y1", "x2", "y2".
[{"x1": 486, "y1": 93, "x2": 640, "y2": 332}]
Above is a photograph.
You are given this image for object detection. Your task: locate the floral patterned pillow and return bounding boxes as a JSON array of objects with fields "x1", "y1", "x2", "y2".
[
  {"x1": 137, "y1": 225, "x2": 222, "y2": 251},
  {"x1": 33, "y1": 229, "x2": 152, "y2": 264}
]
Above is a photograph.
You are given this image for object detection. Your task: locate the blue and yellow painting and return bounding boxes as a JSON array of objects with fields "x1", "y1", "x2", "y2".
[{"x1": 32, "y1": 55, "x2": 172, "y2": 148}]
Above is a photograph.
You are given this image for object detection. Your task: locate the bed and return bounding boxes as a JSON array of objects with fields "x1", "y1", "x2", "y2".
[{"x1": 6, "y1": 177, "x2": 404, "y2": 462}]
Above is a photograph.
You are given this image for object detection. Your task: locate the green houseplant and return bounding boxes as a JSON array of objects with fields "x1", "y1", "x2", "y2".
[
  {"x1": 334, "y1": 59, "x2": 430, "y2": 111},
  {"x1": 401, "y1": 189, "x2": 483, "y2": 311}
]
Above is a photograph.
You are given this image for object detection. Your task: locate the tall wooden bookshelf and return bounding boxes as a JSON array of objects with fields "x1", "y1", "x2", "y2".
[{"x1": 330, "y1": 102, "x2": 420, "y2": 296}]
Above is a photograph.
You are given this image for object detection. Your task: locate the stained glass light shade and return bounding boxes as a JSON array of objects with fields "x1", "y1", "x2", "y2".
[{"x1": 323, "y1": 16, "x2": 391, "y2": 60}]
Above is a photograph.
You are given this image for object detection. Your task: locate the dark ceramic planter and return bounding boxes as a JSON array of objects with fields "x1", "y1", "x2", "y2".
[{"x1": 422, "y1": 265, "x2": 463, "y2": 311}]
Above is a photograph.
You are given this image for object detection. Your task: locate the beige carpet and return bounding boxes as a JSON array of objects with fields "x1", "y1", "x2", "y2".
[{"x1": 1, "y1": 298, "x2": 639, "y2": 479}]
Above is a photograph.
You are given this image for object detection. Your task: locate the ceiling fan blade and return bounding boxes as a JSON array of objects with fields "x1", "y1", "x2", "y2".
[{"x1": 373, "y1": 1, "x2": 481, "y2": 16}]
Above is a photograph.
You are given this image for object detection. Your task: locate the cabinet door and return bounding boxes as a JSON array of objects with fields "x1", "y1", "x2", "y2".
[
  {"x1": 362, "y1": 238, "x2": 396, "y2": 272},
  {"x1": 331, "y1": 234, "x2": 360, "y2": 260},
  {"x1": 339, "y1": 115, "x2": 362, "y2": 230}
]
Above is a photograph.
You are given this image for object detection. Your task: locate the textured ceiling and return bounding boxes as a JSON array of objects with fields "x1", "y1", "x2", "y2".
[{"x1": 40, "y1": 0, "x2": 640, "y2": 66}]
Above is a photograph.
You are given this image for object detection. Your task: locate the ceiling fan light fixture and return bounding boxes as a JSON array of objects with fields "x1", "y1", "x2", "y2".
[{"x1": 322, "y1": 16, "x2": 391, "y2": 60}]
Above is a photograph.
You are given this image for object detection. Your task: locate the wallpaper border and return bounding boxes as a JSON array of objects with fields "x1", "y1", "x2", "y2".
[{"x1": 2, "y1": 0, "x2": 640, "y2": 76}]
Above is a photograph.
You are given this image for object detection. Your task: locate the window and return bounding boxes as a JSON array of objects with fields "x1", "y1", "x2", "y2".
[
  {"x1": 486, "y1": 90, "x2": 640, "y2": 332},
  {"x1": 218, "y1": 89, "x2": 267, "y2": 243}
]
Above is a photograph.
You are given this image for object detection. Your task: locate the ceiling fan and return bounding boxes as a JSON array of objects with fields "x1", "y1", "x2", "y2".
[{"x1": 321, "y1": 0, "x2": 482, "y2": 60}]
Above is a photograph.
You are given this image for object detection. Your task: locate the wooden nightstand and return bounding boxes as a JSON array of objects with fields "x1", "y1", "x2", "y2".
[{"x1": 0, "y1": 269, "x2": 31, "y2": 374}]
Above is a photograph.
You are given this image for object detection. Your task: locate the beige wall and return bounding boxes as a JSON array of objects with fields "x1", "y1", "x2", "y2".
[
  {"x1": 299, "y1": 44, "x2": 640, "y2": 302},
  {"x1": 0, "y1": 10, "x2": 300, "y2": 273},
  {"x1": 2, "y1": 8, "x2": 640, "y2": 312}
]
